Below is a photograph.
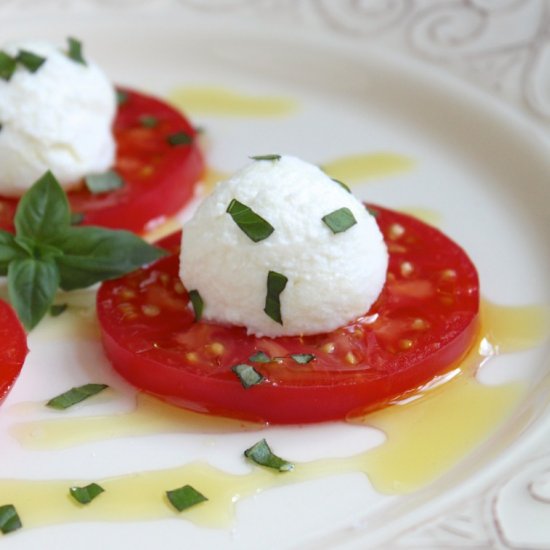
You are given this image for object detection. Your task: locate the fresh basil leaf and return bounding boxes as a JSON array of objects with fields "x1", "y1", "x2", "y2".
[
  {"x1": 50, "y1": 303, "x2": 68, "y2": 317},
  {"x1": 14, "y1": 171, "x2": 70, "y2": 243},
  {"x1": 331, "y1": 178, "x2": 351, "y2": 193},
  {"x1": 0, "y1": 51, "x2": 17, "y2": 81},
  {"x1": 116, "y1": 89, "x2": 128, "y2": 105},
  {"x1": 226, "y1": 199, "x2": 274, "y2": 243},
  {"x1": 188, "y1": 289, "x2": 203, "y2": 322},
  {"x1": 166, "y1": 485, "x2": 207, "y2": 512},
  {"x1": 232, "y1": 364, "x2": 264, "y2": 389},
  {"x1": 249, "y1": 351, "x2": 271, "y2": 363},
  {"x1": 84, "y1": 171, "x2": 124, "y2": 194},
  {"x1": 322, "y1": 207, "x2": 357, "y2": 234},
  {"x1": 0, "y1": 504, "x2": 22, "y2": 534},
  {"x1": 47, "y1": 383, "x2": 108, "y2": 410},
  {"x1": 7, "y1": 257, "x2": 59, "y2": 330},
  {"x1": 66, "y1": 37, "x2": 86, "y2": 65},
  {"x1": 167, "y1": 131, "x2": 192, "y2": 146},
  {"x1": 264, "y1": 270, "x2": 287, "y2": 325},
  {"x1": 52, "y1": 226, "x2": 166, "y2": 290},
  {"x1": 0, "y1": 230, "x2": 24, "y2": 275},
  {"x1": 290, "y1": 353, "x2": 315, "y2": 364},
  {"x1": 244, "y1": 439, "x2": 294, "y2": 472},
  {"x1": 69, "y1": 483, "x2": 104, "y2": 505},
  {"x1": 139, "y1": 115, "x2": 158, "y2": 128},
  {"x1": 16, "y1": 50, "x2": 46, "y2": 73},
  {"x1": 249, "y1": 154, "x2": 281, "y2": 162}
]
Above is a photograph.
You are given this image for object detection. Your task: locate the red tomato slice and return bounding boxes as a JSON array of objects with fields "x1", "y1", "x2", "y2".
[
  {"x1": 97, "y1": 206, "x2": 480, "y2": 423},
  {"x1": 0, "y1": 88, "x2": 204, "y2": 234},
  {"x1": 0, "y1": 299, "x2": 28, "y2": 405}
]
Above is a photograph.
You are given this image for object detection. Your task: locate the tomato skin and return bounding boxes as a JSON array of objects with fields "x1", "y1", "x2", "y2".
[
  {"x1": 0, "y1": 88, "x2": 204, "y2": 234},
  {"x1": 0, "y1": 300, "x2": 28, "y2": 405},
  {"x1": 97, "y1": 206, "x2": 480, "y2": 423}
]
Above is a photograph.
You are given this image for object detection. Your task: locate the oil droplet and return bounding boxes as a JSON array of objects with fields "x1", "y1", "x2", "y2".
[
  {"x1": 168, "y1": 86, "x2": 297, "y2": 118},
  {"x1": 322, "y1": 153, "x2": 414, "y2": 185},
  {"x1": 200, "y1": 167, "x2": 231, "y2": 195},
  {"x1": 12, "y1": 394, "x2": 263, "y2": 450}
]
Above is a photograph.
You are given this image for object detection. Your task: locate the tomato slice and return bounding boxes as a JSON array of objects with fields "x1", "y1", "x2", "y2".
[
  {"x1": 0, "y1": 88, "x2": 204, "y2": 234},
  {"x1": 0, "y1": 299, "x2": 28, "y2": 405},
  {"x1": 97, "y1": 206, "x2": 480, "y2": 423}
]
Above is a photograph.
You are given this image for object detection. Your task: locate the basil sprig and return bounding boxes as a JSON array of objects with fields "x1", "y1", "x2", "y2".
[{"x1": 0, "y1": 171, "x2": 166, "y2": 330}]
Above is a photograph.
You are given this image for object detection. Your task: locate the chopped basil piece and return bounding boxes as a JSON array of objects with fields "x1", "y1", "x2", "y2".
[
  {"x1": 167, "y1": 131, "x2": 192, "y2": 146},
  {"x1": 188, "y1": 289, "x2": 203, "y2": 322},
  {"x1": 249, "y1": 154, "x2": 281, "y2": 162},
  {"x1": 66, "y1": 37, "x2": 86, "y2": 65},
  {"x1": 0, "y1": 504, "x2": 22, "y2": 534},
  {"x1": 139, "y1": 115, "x2": 158, "y2": 128},
  {"x1": 49, "y1": 303, "x2": 68, "y2": 317},
  {"x1": 232, "y1": 364, "x2": 264, "y2": 389},
  {"x1": 322, "y1": 207, "x2": 357, "y2": 234},
  {"x1": 331, "y1": 178, "x2": 351, "y2": 193},
  {"x1": 70, "y1": 212, "x2": 84, "y2": 225},
  {"x1": 116, "y1": 90, "x2": 129, "y2": 105},
  {"x1": 166, "y1": 485, "x2": 207, "y2": 512},
  {"x1": 290, "y1": 353, "x2": 315, "y2": 364},
  {"x1": 85, "y1": 171, "x2": 124, "y2": 194},
  {"x1": 16, "y1": 50, "x2": 46, "y2": 73},
  {"x1": 244, "y1": 439, "x2": 294, "y2": 472},
  {"x1": 0, "y1": 51, "x2": 17, "y2": 81},
  {"x1": 226, "y1": 199, "x2": 274, "y2": 243},
  {"x1": 365, "y1": 205, "x2": 379, "y2": 218},
  {"x1": 69, "y1": 483, "x2": 104, "y2": 505},
  {"x1": 249, "y1": 351, "x2": 271, "y2": 363},
  {"x1": 46, "y1": 383, "x2": 108, "y2": 410},
  {"x1": 264, "y1": 270, "x2": 287, "y2": 324}
]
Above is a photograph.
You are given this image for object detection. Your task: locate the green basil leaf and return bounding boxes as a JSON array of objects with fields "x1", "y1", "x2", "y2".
[
  {"x1": 167, "y1": 131, "x2": 192, "y2": 146},
  {"x1": 69, "y1": 483, "x2": 104, "y2": 505},
  {"x1": 66, "y1": 37, "x2": 86, "y2": 65},
  {"x1": 14, "y1": 171, "x2": 70, "y2": 243},
  {"x1": 139, "y1": 115, "x2": 158, "y2": 128},
  {"x1": 322, "y1": 207, "x2": 357, "y2": 234},
  {"x1": 188, "y1": 289, "x2": 203, "y2": 322},
  {"x1": 0, "y1": 504, "x2": 22, "y2": 534},
  {"x1": 0, "y1": 230, "x2": 24, "y2": 275},
  {"x1": 331, "y1": 178, "x2": 351, "y2": 193},
  {"x1": 50, "y1": 303, "x2": 68, "y2": 317},
  {"x1": 249, "y1": 154, "x2": 281, "y2": 162},
  {"x1": 16, "y1": 50, "x2": 46, "y2": 73},
  {"x1": 264, "y1": 270, "x2": 287, "y2": 325},
  {"x1": 249, "y1": 351, "x2": 271, "y2": 363},
  {"x1": 0, "y1": 51, "x2": 17, "y2": 81},
  {"x1": 232, "y1": 364, "x2": 264, "y2": 388},
  {"x1": 290, "y1": 353, "x2": 315, "y2": 364},
  {"x1": 116, "y1": 89, "x2": 129, "y2": 105},
  {"x1": 166, "y1": 485, "x2": 207, "y2": 512},
  {"x1": 8, "y1": 257, "x2": 59, "y2": 330},
  {"x1": 47, "y1": 383, "x2": 108, "y2": 410},
  {"x1": 52, "y1": 226, "x2": 166, "y2": 290},
  {"x1": 84, "y1": 171, "x2": 124, "y2": 194},
  {"x1": 226, "y1": 199, "x2": 274, "y2": 243},
  {"x1": 244, "y1": 439, "x2": 294, "y2": 472}
]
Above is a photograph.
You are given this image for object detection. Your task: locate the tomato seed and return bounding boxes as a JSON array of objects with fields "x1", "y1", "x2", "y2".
[
  {"x1": 320, "y1": 342, "x2": 335, "y2": 354},
  {"x1": 388, "y1": 223, "x2": 405, "y2": 240},
  {"x1": 399, "y1": 339, "x2": 414, "y2": 350},
  {"x1": 400, "y1": 262, "x2": 414, "y2": 277},
  {"x1": 345, "y1": 352, "x2": 358, "y2": 365},
  {"x1": 142, "y1": 304, "x2": 160, "y2": 317}
]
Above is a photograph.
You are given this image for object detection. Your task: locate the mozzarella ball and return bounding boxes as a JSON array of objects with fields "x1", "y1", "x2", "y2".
[
  {"x1": 0, "y1": 40, "x2": 116, "y2": 196},
  {"x1": 179, "y1": 155, "x2": 388, "y2": 337}
]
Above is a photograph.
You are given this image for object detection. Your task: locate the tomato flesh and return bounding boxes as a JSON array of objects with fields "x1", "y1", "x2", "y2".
[
  {"x1": 0, "y1": 88, "x2": 204, "y2": 234},
  {"x1": 0, "y1": 299, "x2": 28, "y2": 405},
  {"x1": 97, "y1": 206, "x2": 479, "y2": 423}
]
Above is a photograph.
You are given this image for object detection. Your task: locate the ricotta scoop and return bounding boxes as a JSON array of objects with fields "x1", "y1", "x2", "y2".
[
  {"x1": 0, "y1": 40, "x2": 116, "y2": 196},
  {"x1": 180, "y1": 155, "x2": 388, "y2": 337}
]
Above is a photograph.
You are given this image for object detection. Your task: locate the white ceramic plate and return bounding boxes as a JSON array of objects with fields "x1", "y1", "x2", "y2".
[{"x1": 1, "y1": 5, "x2": 549, "y2": 549}]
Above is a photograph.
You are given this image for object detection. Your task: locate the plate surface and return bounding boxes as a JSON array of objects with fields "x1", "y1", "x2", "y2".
[{"x1": 1, "y1": 3, "x2": 549, "y2": 549}]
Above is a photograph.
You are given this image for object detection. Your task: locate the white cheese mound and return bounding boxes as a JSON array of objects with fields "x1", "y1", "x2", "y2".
[
  {"x1": 0, "y1": 40, "x2": 116, "y2": 196},
  {"x1": 179, "y1": 155, "x2": 388, "y2": 337}
]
